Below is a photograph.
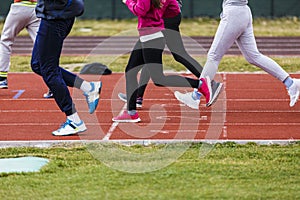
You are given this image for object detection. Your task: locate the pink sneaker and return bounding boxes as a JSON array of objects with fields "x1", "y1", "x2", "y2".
[
  {"x1": 112, "y1": 111, "x2": 141, "y2": 123},
  {"x1": 198, "y1": 76, "x2": 212, "y2": 106}
]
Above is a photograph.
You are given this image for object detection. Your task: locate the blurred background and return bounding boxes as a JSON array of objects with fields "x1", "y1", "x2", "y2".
[{"x1": 0, "y1": 0, "x2": 299, "y2": 19}]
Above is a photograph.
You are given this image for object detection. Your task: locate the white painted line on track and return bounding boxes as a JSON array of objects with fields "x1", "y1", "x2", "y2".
[
  {"x1": 0, "y1": 139, "x2": 298, "y2": 148},
  {"x1": 150, "y1": 129, "x2": 207, "y2": 134},
  {"x1": 1, "y1": 122, "x2": 300, "y2": 126},
  {"x1": 156, "y1": 115, "x2": 208, "y2": 121},
  {"x1": 0, "y1": 110, "x2": 61, "y2": 113},
  {"x1": 0, "y1": 98, "x2": 60, "y2": 101},
  {"x1": 3, "y1": 109, "x2": 300, "y2": 113},
  {"x1": 223, "y1": 73, "x2": 228, "y2": 139},
  {"x1": 103, "y1": 104, "x2": 127, "y2": 141},
  {"x1": 0, "y1": 122, "x2": 118, "y2": 126},
  {"x1": 12, "y1": 90, "x2": 25, "y2": 99}
]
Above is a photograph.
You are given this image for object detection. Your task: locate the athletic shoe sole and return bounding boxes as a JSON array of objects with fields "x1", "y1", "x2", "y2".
[
  {"x1": 52, "y1": 120, "x2": 87, "y2": 136},
  {"x1": 52, "y1": 129, "x2": 86, "y2": 136}
]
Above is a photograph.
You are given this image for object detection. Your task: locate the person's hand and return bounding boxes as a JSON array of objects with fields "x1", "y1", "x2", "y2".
[{"x1": 122, "y1": 0, "x2": 127, "y2": 3}]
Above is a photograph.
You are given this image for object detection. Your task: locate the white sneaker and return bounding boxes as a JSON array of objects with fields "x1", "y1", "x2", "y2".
[
  {"x1": 52, "y1": 119, "x2": 87, "y2": 136},
  {"x1": 84, "y1": 81, "x2": 102, "y2": 114},
  {"x1": 118, "y1": 93, "x2": 143, "y2": 108},
  {"x1": 288, "y1": 79, "x2": 300, "y2": 107},
  {"x1": 43, "y1": 89, "x2": 54, "y2": 98},
  {"x1": 174, "y1": 91, "x2": 200, "y2": 109}
]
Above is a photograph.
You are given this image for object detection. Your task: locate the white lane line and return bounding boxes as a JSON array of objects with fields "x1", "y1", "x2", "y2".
[
  {"x1": 150, "y1": 130, "x2": 207, "y2": 134},
  {"x1": 156, "y1": 115, "x2": 208, "y2": 121},
  {"x1": 12, "y1": 90, "x2": 25, "y2": 99},
  {"x1": 0, "y1": 139, "x2": 298, "y2": 149},
  {"x1": 1, "y1": 110, "x2": 300, "y2": 113},
  {"x1": 102, "y1": 104, "x2": 127, "y2": 141},
  {"x1": 0, "y1": 98, "x2": 292, "y2": 102},
  {"x1": 223, "y1": 73, "x2": 228, "y2": 139},
  {"x1": 0, "y1": 110, "x2": 61, "y2": 113},
  {"x1": 1, "y1": 122, "x2": 300, "y2": 126}
]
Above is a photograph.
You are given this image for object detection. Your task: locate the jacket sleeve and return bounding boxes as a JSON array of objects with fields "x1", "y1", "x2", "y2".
[
  {"x1": 163, "y1": 0, "x2": 180, "y2": 18},
  {"x1": 126, "y1": 0, "x2": 151, "y2": 17},
  {"x1": 36, "y1": 0, "x2": 84, "y2": 19}
]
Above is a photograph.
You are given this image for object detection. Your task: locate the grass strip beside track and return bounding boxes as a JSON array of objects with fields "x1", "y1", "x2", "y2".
[
  {"x1": 10, "y1": 55, "x2": 300, "y2": 73},
  {"x1": 0, "y1": 142, "x2": 299, "y2": 199},
  {"x1": 2, "y1": 17, "x2": 299, "y2": 37}
]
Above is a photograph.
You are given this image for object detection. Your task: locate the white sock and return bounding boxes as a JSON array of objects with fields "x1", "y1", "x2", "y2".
[
  {"x1": 67, "y1": 112, "x2": 81, "y2": 124},
  {"x1": 80, "y1": 81, "x2": 92, "y2": 93},
  {"x1": 128, "y1": 110, "x2": 136, "y2": 116}
]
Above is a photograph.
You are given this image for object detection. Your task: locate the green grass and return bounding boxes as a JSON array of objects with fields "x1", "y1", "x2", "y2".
[
  {"x1": 10, "y1": 55, "x2": 300, "y2": 73},
  {"x1": 70, "y1": 17, "x2": 300, "y2": 37},
  {"x1": 10, "y1": 56, "x2": 87, "y2": 72},
  {"x1": 5, "y1": 17, "x2": 300, "y2": 37},
  {"x1": 0, "y1": 143, "x2": 299, "y2": 199}
]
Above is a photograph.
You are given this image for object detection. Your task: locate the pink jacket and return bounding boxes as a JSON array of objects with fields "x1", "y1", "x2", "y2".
[{"x1": 125, "y1": 0, "x2": 180, "y2": 36}]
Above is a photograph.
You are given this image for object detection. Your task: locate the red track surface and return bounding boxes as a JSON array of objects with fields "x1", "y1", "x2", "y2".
[{"x1": 0, "y1": 73, "x2": 299, "y2": 144}]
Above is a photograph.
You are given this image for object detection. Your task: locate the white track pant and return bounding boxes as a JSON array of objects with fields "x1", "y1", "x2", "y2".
[
  {"x1": 201, "y1": 5, "x2": 289, "y2": 82},
  {"x1": 0, "y1": 4, "x2": 40, "y2": 72}
]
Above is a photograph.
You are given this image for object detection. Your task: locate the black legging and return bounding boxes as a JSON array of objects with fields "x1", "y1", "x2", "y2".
[
  {"x1": 125, "y1": 37, "x2": 200, "y2": 111},
  {"x1": 136, "y1": 13, "x2": 203, "y2": 98}
]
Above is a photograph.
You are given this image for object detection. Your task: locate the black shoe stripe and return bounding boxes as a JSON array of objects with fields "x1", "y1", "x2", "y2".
[{"x1": 69, "y1": 123, "x2": 77, "y2": 129}]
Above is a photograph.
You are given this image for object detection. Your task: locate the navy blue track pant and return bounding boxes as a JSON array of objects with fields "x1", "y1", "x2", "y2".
[{"x1": 31, "y1": 18, "x2": 83, "y2": 116}]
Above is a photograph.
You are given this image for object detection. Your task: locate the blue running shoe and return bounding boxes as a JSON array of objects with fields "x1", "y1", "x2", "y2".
[
  {"x1": 52, "y1": 119, "x2": 87, "y2": 136},
  {"x1": 84, "y1": 81, "x2": 102, "y2": 114},
  {"x1": 0, "y1": 79, "x2": 8, "y2": 89}
]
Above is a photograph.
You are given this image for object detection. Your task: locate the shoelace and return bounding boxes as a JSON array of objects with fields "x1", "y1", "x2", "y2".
[{"x1": 59, "y1": 119, "x2": 72, "y2": 130}]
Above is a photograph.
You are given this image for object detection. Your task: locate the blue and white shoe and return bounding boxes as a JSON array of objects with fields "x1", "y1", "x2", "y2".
[
  {"x1": 0, "y1": 79, "x2": 8, "y2": 89},
  {"x1": 52, "y1": 119, "x2": 87, "y2": 136},
  {"x1": 84, "y1": 81, "x2": 102, "y2": 114}
]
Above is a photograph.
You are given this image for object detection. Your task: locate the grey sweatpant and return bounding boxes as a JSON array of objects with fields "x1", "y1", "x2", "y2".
[
  {"x1": 201, "y1": 5, "x2": 289, "y2": 82},
  {"x1": 0, "y1": 4, "x2": 40, "y2": 72}
]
